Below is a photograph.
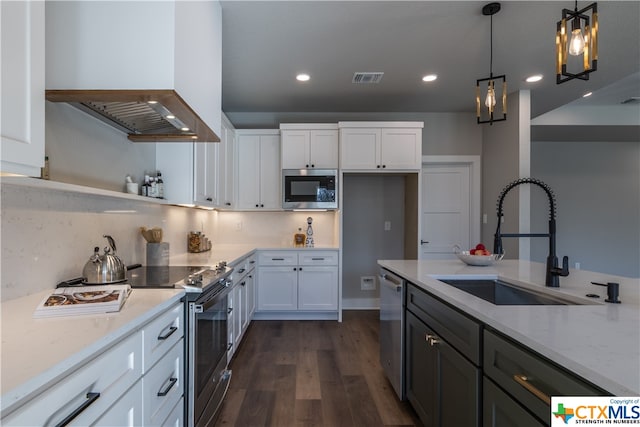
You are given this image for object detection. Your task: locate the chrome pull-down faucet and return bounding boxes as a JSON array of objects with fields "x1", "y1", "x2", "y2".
[{"x1": 493, "y1": 178, "x2": 569, "y2": 287}]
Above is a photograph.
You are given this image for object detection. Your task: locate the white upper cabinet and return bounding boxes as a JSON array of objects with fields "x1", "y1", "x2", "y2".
[
  {"x1": 45, "y1": 1, "x2": 222, "y2": 137},
  {"x1": 194, "y1": 142, "x2": 220, "y2": 206},
  {"x1": 1, "y1": 1, "x2": 45, "y2": 176},
  {"x1": 219, "y1": 114, "x2": 236, "y2": 208},
  {"x1": 235, "y1": 130, "x2": 281, "y2": 210},
  {"x1": 339, "y1": 122, "x2": 424, "y2": 171},
  {"x1": 280, "y1": 124, "x2": 339, "y2": 169}
]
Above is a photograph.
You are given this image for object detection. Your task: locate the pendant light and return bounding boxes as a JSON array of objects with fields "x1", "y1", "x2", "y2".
[
  {"x1": 556, "y1": 1, "x2": 598, "y2": 84},
  {"x1": 476, "y1": 2, "x2": 507, "y2": 125}
]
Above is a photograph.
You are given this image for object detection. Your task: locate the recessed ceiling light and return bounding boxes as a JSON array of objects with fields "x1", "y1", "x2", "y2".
[
  {"x1": 166, "y1": 115, "x2": 175, "y2": 120},
  {"x1": 525, "y1": 74, "x2": 543, "y2": 83},
  {"x1": 181, "y1": 127, "x2": 190, "y2": 132},
  {"x1": 422, "y1": 74, "x2": 438, "y2": 82},
  {"x1": 296, "y1": 73, "x2": 310, "y2": 82},
  {"x1": 147, "y1": 100, "x2": 158, "y2": 104},
  {"x1": 583, "y1": 91, "x2": 593, "y2": 98}
]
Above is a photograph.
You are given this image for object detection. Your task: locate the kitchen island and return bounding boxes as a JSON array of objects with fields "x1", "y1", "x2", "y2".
[{"x1": 379, "y1": 258, "x2": 640, "y2": 396}]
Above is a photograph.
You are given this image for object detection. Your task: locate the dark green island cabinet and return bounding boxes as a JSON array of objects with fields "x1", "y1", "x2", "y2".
[{"x1": 404, "y1": 282, "x2": 606, "y2": 427}]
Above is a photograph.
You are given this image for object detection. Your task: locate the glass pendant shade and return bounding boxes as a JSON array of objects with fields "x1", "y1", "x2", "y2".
[{"x1": 556, "y1": 2, "x2": 598, "y2": 84}]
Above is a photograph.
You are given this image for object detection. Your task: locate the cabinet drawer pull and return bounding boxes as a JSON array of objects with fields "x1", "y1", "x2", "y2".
[
  {"x1": 55, "y1": 392, "x2": 100, "y2": 427},
  {"x1": 513, "y1": 374, "x2": 551, "y2": 405},
  {"x1": 249, "y1": 260, "x2": 255, "y2": 264},
  {"x1": 238, "y1": 268, "x2": 246, "y2": 273},
  {"x1": 272, "y1": 258, "x2": 285, "y2": 261},
  {"x1": 157, "y1": 377, "x2": 178, "y2": 397},
  {"x1": 157, "y1": 325, "x2": 178, "y2": 341},
  {"x1": 311, "y1": 257, "x2": 325, "y2": 261},
  {"x1": 241, "y1": 281, "x2": 246, "y2": 286}
]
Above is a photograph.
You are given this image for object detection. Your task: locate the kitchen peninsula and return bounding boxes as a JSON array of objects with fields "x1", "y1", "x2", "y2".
[{"x1": 379, "y1": 258, "x2": 640, "y2": 397}]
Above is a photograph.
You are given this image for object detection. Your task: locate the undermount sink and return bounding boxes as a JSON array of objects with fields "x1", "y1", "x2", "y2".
[{"x1": 438, "y1": 278, "x2": 588, "y2": 305}]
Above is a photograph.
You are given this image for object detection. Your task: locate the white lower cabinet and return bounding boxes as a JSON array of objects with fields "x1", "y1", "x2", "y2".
[
  {"x1": 257, "y1": 250, "x2": 339, "y2": 313},
  {"x1": 94, "y1": 381, "x2": 144, "y2": 427},
  {"x1": 1, "y1": 302, "x2": 184, "y2": 426},
  {"x1": 1, "y1": 331, "x2": 143, "y2": 426},
  {"x1": 228, "y1": 253, "x2": 256, "y2": 361},
  {"x1": 143, "y1": 340, "x2": 183, "y2": 426}
]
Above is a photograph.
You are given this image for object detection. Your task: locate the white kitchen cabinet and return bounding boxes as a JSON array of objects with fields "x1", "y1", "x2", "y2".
[
  {"x1": 298, "y1": 266, "x2": 339, "y2": 310},
  {"x1": 339, "y1": 122, "x2": 423, "y2": 171},
  {"x1": 1, "y1": 332, "x2": 143, "y2": 426},
  {"x1": 1, "y1": 1, "x2": 45, "y2": 177},
  {"x1": 257, "y1": 250, "x2": 339, "y2": 313},
  {"x1": 280, "y1": 124, "x2": 339, "y2": 169},
  {"x1": 235, "y1": 130, "x2": 281, "y2": 210},
  {"x1": 218, "y1": 113, "x2": 236, "y2": 208},
  {"x1": 194, "y1": 142, "x2": 220, "y2": 206},
  {"x1": 228, "y1": 253, "x2": 256, "y2": 361},
  {"x1": 143, "y1": 340, "x2": 183, "y2": 426},
  {"x1": 1, "y1": 302, "x2": 184, "y2": 427}
]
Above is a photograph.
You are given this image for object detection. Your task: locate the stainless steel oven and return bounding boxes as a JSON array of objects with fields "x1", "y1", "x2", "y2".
[{"x1": 185, "y1": 268, "x2": 233, "y2": 427}]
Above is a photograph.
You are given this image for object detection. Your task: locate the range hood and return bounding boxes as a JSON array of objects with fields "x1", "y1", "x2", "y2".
[{"x1": 45, "y1": 89, "x2": 220, "y2": 143}]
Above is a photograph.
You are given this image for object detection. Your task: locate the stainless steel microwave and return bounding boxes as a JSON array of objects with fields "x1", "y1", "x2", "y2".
[{"x1": 282, "y1": 169, "x2": 338, "y2": 210}]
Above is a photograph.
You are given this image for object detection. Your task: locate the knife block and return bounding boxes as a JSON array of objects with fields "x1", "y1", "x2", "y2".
[{"x1": 147, "y1": 242, "x2": 169, "y2": 266}]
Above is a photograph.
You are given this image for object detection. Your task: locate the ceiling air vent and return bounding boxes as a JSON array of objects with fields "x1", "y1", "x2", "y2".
[{"x1": 352, "y1": 72, "x2": 384, "y2": 84}]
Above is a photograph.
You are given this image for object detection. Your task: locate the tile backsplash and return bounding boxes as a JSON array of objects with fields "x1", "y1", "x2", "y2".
[{"x1": 1, "y1": 180, "x2": 338, "y2": 302}]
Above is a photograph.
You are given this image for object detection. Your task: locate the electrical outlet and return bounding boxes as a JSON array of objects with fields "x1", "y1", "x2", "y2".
[
  {"x1": 575, "y1": 262, "x2": 581, "y2": 270},
  {"x1": 384, "y1": 221, "x2": 391, "y2": 231},
  {"x1": 361, "y1": 276, "x2": 376, "y2": 290}
]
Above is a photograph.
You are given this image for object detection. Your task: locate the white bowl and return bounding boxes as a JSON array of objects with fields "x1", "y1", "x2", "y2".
[{"x1": 453, "y1": 245, "x2": 504, "y2": 266}]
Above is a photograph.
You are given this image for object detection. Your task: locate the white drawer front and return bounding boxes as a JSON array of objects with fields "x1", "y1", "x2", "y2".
[
  {"x1": 143, "y1": 339, "x2": 184, "y2": 426},
  {"x1": 258, "y1": 251, "x2": 298, "y2": 266},
  {"x1": 93, "y1": 380, "x2": 143, "y2": 427},
  {"x1": 3, "y1": 331, "x2": 142, "y2": 426},
  {"x1": 143, "y1": 302, "x2": 184, "y2": 373},
  {"x1": 161, "y1": 397, "x2": 184, "y2": 427},
  {"x1": 298, "y1": 250, "x2": 338, "y2": 266}
]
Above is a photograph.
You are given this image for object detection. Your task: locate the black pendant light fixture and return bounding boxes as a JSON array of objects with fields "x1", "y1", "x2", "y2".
[
  {"x1": 476, "y1": 2, "x2": 506, "y2": 125},
  {"x1": 556, "y1": 1, "x2": 598, "y2": 84}
]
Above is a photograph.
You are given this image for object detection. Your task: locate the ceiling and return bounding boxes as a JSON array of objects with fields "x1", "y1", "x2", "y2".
[{"x1": 220, "y1": 1, "x2": 640, "y2": 127}]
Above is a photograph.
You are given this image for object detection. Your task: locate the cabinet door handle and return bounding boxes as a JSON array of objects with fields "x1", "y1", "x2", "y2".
[
  {"x1": 238, "y1": 268, "x2": 246, "y2": 273},
  {"x1": 157, "y1": 325, "x2": 178, "y2": 341},
  {"x1": 249, "y1": 260, "x2": 255, "y2": 264},
  {"x1": 206, "y1": 197, "x2": 213, "y2": 202},
  {"x1": 241, "y1": 281, "x2": 246, "y2": 286},
  {"x1": 513, "y1": 375, "x2": 551, "y2": 405},
  {"x1": 157, "y1": 377, "x2": 178, "y2": 397},
  {"x1": 55, "y1": 392, "x2": 101, "y2": 427},
  {"x1": 228, "y1": 307, "x2": 233, "y2": 313},
  {"x1": 425, "y1": 334, "x2": 440, "y2": 346}
]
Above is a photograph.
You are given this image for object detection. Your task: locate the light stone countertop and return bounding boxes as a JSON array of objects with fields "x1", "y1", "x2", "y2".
[
  {"x1": 0, "y1": 244, "x2": 339, "y2": 414},
  {"x1": 378, "y1": 258, "x2": 640, "y2": 396}
]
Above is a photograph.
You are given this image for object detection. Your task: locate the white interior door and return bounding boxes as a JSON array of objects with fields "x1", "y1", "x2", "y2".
[{"x1": 420, "y1": 163, "x2": 472, "y2": 260}]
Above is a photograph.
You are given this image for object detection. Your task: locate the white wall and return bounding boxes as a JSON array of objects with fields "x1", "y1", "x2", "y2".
[{"x1": 531, "y1": 140, "x2": 640, "y2": 278}]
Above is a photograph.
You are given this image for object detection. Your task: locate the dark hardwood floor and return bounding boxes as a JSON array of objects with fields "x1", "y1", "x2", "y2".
[{"x1": 215, "y1": 310, "x2": 423, "y2": 427}]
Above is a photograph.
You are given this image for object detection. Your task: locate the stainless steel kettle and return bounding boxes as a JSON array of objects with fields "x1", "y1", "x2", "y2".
[{"x1": 82, "y1": 235, "x2": 127, "y2": 284}]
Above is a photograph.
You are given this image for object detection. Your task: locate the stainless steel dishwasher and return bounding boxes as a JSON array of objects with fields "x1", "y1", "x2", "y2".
[{"x1": 379, "y1": 268, "x2": 405, "y2": 400}]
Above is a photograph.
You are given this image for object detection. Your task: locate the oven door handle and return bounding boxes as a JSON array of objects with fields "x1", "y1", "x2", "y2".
[{"x1": 192, "y1": 288, "x2": 232, "y2": 312}]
